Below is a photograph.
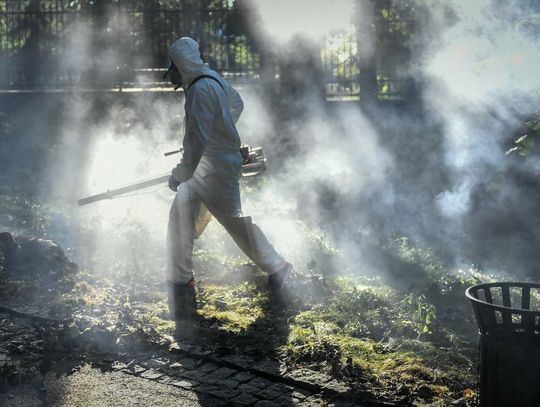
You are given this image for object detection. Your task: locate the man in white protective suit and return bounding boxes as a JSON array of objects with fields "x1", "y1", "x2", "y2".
[{"x1": 164, "y1": 37, "x2": 292, "y2": 321}]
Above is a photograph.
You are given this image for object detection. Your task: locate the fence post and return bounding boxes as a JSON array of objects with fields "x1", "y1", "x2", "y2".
[
  {"x1": 355, "y1": 0, "x2": 379, "y2": 105},
  {"x1": 21, "y1": 0, "x2": 44, "y2": 88}
]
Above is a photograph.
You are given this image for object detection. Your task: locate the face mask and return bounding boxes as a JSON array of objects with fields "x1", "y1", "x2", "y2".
[{"x1": 163, "y1": 60, "x2": 182, "y2": 90}]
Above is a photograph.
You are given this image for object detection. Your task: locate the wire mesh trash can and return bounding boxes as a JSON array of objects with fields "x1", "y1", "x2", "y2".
[{"x1": 466, "y1": 282, "x2": 540, "y2": 407}]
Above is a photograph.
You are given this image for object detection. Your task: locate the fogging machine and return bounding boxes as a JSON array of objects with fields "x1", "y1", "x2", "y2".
[{"x1": 78, "y1": 145, "x2": 266, "y2": 206}]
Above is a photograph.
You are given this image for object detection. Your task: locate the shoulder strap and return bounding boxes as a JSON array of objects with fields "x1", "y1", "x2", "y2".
[{"x1": 187, "y1": 75, "x2": 224, "y2": 93}]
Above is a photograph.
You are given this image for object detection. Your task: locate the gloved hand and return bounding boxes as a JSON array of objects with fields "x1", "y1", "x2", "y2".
[
  {"x1": 168, "y1": 175, "x2": 181, "y2": 192},
  {"x1": 171, "y1": 162, "x2": 192, "y2": 185},
  {"x1": 169, "y1": 162, "x2": 193, "y2": 192}
]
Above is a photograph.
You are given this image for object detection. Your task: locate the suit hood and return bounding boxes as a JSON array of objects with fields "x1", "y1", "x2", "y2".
[{"x1": 168, "y1": 37, "x2": 212, "y2": 89}]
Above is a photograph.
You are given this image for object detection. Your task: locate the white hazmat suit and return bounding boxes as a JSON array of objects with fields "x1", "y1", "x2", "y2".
[{"x1": 167, "y1": 37, "x2": 290, "y2": 286}]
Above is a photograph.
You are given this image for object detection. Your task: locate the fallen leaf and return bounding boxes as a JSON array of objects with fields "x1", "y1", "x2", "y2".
[{"x1": 463, "y1": 388, "x2": 475, "y2": 399}]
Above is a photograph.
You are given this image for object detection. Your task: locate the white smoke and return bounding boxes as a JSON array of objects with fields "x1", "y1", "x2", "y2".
[
  {"x1": 419, "y1": 0, "x2": 540, "y2": 218},
  {"x1": 34, "y1": 0, "x2": 540, "y2": 281},
  {"x1": 236, "y1": 92, "x2": 393, "y2": 268},
  {"x1": 224, "y1": 1, "x2": 393, "y2": 272},
  {"x1": 251, "y1": 0, "x2": 356, "y2": 43}
]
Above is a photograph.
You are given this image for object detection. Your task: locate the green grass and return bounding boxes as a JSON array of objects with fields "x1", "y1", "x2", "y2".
[
  {"x1": 281, "y1": 279, "x2": 476, "y2": 405},
  {"x1": 197, "y1": 282, "x2": 266, "y2": 333}
]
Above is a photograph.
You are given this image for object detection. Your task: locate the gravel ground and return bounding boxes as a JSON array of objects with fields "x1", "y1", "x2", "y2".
[
  {"x1": 43, "y1": 364, "x2": 222, "y2": 407},
  {"x1": 1, "y1": 385, "x2": 43, "y2": 407}
]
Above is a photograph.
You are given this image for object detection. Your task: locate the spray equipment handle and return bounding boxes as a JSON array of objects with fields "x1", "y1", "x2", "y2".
[
  {"x1": 78, "y1": 145, "x2": 267, "y2": 206},
  {"x1": 164, "y1": 148, "x2": 184, "y2": 157}
]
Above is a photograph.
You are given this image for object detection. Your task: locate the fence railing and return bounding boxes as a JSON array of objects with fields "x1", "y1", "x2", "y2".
[{"x1": 0, "y1": 0, "x2": 416, "y2": 100}]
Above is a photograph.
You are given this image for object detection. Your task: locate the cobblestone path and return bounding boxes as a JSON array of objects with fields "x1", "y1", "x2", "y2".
[{"x1": 0, "y1": 308, "x2": 393, "y2": 407}]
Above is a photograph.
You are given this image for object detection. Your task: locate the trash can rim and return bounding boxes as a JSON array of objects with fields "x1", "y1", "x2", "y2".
[{"x1": 466, "y1": 282, "x2": 540, "y2": 315}]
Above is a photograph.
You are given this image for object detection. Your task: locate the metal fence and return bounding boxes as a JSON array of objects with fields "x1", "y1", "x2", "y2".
[
  {"x1": 0, "y1": 0, "x2": 416, "y2": 100},
  {"x1": 0, "y1": 0, "x2": 261, "y2": 89}
]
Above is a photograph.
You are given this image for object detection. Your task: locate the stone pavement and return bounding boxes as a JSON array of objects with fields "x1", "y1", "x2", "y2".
[
  {"x1": 0, "y1": 309, "x2": 393, "y2": 407},
  {"x1": 98, "y1": 338, "x2": 391, "y2": 407},
  {"x1": 111, "y1": 354, "x2": 353, "y2": 406}
]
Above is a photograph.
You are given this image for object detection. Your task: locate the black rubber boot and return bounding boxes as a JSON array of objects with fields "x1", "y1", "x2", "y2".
[
  {"x1": 168, "y1": 278, "x2": 197, "y2": 322},
  {"x1": 268, "y1": 262, "x2": 292, "y2": 291}
]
